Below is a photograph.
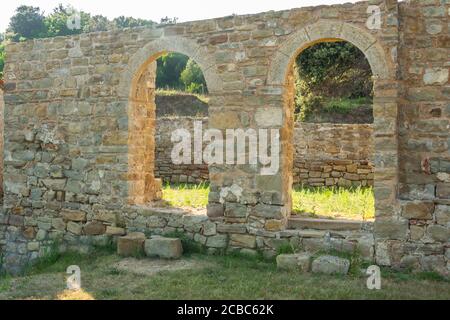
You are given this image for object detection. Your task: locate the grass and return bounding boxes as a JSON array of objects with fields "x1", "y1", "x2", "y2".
[
  {"x1": 161, "y1": 184, "x2": 375, "y2": 220},
  {"x1": 156, "y1": 88, "x2": 209, "y2": 104},
  {"x1": 323, "y1": 97, "x2": 372, "y2": 114},
  {"x1": 162, "y1": 183, "x2": 210, "y2": 209},
  {"x1": 292, "y1": 186, "x2": 375, "y2": 220},
  {"x1": 0, "y1": 250, "x2": 448, "y2": 300}
]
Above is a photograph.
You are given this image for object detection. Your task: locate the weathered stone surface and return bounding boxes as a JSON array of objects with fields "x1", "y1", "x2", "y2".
[
  {"x1": 206, "y1": 234, "x2": 228, "y2": 248},
  {"x1": 83, "y1": 221, "x2": 106, "y2": 236},
  {"x1": 427, "y1": 225, "x2": 449, "y2": 243},
  {"x1": 401, "y1": 202, "x2": 434, "y2": 220},
  {"x1": 311, "y1": 255, "x2": 350, "y2": 275},
  {"x1": 207, "y1": 204, "x2": 224, "y2": 218},
  {"x1": 106, "y1": 226, "x2": 126, "y2": 236},
  {"x1": 62, "y1": 210, "x2": 87, "y2": 222},
  {"x1": 144, "y1": 236, "x2": 183, "y2": 259},
  {"x1": 230, "y1": 234, "x2": 256, "y2": 249},
  {"x1": 67, "y1": 222, "x2": 82, "y2": 235},
  {"x1": 423, "y1": 68, "x2": 449, "y2": 85},
  {"x1": 374, "y1": 219, "x2": 409, "y2": 240},
  {"x1": 276, "y1": 253, "x2": 311, "y2": 272},
  {"x1": 117, "y1": 232, "x2": 146, "y2": 257},
  {"x1": 435, "y1": 205, "x2": 450, "y2": 226},
  {"x1": 2, "y1": 0, "x2": 449, "y2": 277}
]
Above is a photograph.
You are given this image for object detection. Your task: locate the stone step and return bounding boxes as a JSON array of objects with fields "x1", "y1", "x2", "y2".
[{"x1": 287, "y1": 217, "x2": 363, "y2": 231}]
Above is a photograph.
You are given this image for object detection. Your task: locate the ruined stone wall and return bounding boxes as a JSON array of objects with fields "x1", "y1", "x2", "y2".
[
  {"x1": 154, "y1": 116, "x2": 375, "y2": 187},
  {"x1": 155, "y1": 117, "x2": 209, "y2": 184},
  {"x1": 294, "y1": 123, "x2": 374, "y2": 187},
  {"x1": 0, "y1": 89, "x2": 4, "y2": 256},
  {"x1": 1, "y1": 0, "x2": 448, "y2": 275},
  {"x1": 389, "y1": 0, "x2": 450, "y2": 273},
  {"x1": 0, "y1": 88, "x2": 3, "y2": 197}
]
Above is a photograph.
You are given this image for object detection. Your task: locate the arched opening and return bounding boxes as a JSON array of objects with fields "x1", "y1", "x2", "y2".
[
  {"x1": 122, "y1": 37, "x2": 222, "y2": 208},
  {"x1": 154, "y1": 52, "x2": 209, "y2": 212},
  {"x1": 291, "y1": 40, "x2": 375, "y2": 222},
  {"x1": 268, "y1": 21, "x2": 399, "y2": 233},
  {"x1": 127, "y1": 49, "x2": 210, "y2": 213}
]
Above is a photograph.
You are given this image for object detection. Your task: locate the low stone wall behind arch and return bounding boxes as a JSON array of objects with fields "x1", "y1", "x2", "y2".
[{"x1": 154, "y1": 115, "x2": 374, "y2": 187}]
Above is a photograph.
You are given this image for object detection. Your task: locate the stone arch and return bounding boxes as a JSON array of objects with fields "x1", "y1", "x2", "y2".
[
  {"x1": 267, "y1": 20, "x2": 399, "y2": 221},
  {"x1": 120, "y1": 37, "x2": 222, "y2": 204},
  {"x1": 119, "y1": 36, "x2": 223, "y2": 97},
  {"x1": 267, "y1": 20, "x2": 393, "y2": 85}
]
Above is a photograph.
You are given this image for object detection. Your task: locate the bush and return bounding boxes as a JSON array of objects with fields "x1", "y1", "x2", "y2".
[{"x1": 294, "y1": 41, "x2": 373, "y2": 121}]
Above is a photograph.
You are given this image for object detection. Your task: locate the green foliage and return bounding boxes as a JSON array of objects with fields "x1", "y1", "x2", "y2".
[
  {"x1": 0, "y1": 42, "x2": 5, "y2": 79},
  {"x1": 295, "y1": 41, "x2": 373, "y2": 121},
  {"x1": 45, "y1": 5, "x2": 84, "y2": 37},
  {"x1": 113, "y1": 16, "x2": 156, "y2": 29},
  {"x1": 181, "y1": 59, "x2": 208, "y2": 94},
  {"x1": 156, "y1": 54, "x2": 208, "y2": 94},
  {"x1": 5, "y1": 4, "x2": 157, "y2": 42},
  {"x1": 83, "y1": 15, "x2": 111, "y2": 33},
  {"x1": 156, "y1": 53, "x2": 189, "y2": 90},
  {"x1": 7, "y1": 5, "x2": 47, "y2": 41}
]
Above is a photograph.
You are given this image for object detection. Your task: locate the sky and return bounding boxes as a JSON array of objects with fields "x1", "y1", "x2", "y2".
[{"x1": 1, "y1": 0, "x2": 359, "y2": 32}]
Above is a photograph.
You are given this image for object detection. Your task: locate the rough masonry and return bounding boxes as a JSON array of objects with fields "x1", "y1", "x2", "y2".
[
  {"x1": 0, "y1": 0, "x2": 449, "y2": 275},
  {"x1": 154, "y1": 115, "x2": 374, "y2": 187}
]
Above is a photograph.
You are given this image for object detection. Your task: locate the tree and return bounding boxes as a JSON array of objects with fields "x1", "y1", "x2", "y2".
[
  {"x1": 294, "y1": 41, "x2": 373, "y2": 121},
  {"x1": 296, "y1": 41, "x2": 372, "y2": 99},
  {"x1": 113, "y1": 16, "x2": 156, "y2": 29},
  {"x1": 7, "y1": 5, "x2": 47, "y2": 41},
  {"x1": 156, "y1": 53, "x2": 189, "y2": 90},
  {"x1": 45, "y1": 4, "x2": 89, "y2": 37},
  {"x1": 180, "y1": 59, "x2": 207, "y2": 94},
  {"x1": 160, "y1": 16, "x2": 178, "y2": 25},
  {"x1": 83, "y1": 15, "x2": 111, "y2": 33}
]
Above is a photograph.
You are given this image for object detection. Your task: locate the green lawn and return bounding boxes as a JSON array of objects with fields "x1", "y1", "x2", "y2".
[
  {"x1": 162, "y1": 184, "x2": 374, "y2": 220},
  {"x1": 0, "y1": 249, "x2": 448, "y2": 300},
  {"x1": 292, "y1": 186, "x2": 374, "y2": 220}
]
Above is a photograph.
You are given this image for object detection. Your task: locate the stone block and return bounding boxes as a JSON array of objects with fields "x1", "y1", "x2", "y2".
[
  {"x1": 144, "y1": 236, "x2": 183, "y2": 259},
  {"x1": 230, "y1": 234, "x2": 256, "y2": 249},
  {"x1": 117, "y1": 232, "x2": 146, "y2": 257},
  {"x1": 83, "y1": 221, "x2": 106, "y2": 236},
  {"x1": 206, "y1": 234, "x2": 228, "y2": 248},
  {"x1": 276, "y1": 253, "x2": 311, "y2": 272},
  {"x1": 401, "y1": 201, "x2": 434, "y2": 220},
  {"x1": 106, "y1": 226, "x2": 126, "y2": 236},
  {"x1": 311, "y1": 255, "x2": 350, "y2": 275},
  {"x1": 62, "y1": 210, "x2": 87, "y2": 222}
]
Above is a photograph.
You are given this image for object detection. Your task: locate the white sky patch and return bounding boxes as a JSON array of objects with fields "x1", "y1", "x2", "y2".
[{"x1": 1, "y1": 0, "x2": 359, "y2": 33}]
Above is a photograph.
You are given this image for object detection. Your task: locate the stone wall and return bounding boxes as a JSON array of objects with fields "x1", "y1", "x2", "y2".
[
  {"x1": 390, "y1": 0, "x2": 450, "y2": 273},
  {"x1": 0, "y1": 89, "x2": 4, "y2": 256},
  {"x1": 154, "y1": 116, "x2": 375, "y2": 187},
  {"x1": 294, "y1": 123, "x2": 374, "y2": 187},
  {"x1": 0, "y1": 0, "x2": 448, "y2": 275},
  {"x1": 0, "y1": 88, "x2": 3, "y2": 196},
  {"x1": 155, "y1": 117, "x2": 209, "y2": 184}
]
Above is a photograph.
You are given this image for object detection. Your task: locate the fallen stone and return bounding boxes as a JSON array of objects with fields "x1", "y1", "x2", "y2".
[
  {"x1": 144, "y1": 236, "x2": 183, "y2": 259},
  {"x1": 276, "y1": 253, "x2": 311, "y2": 272},
  {"x1": 311, "y1": 255, "x2": 350, "y2": 275},
  {"x1": 117, "y1": 232, "x2": 146, "y2": 257}
]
